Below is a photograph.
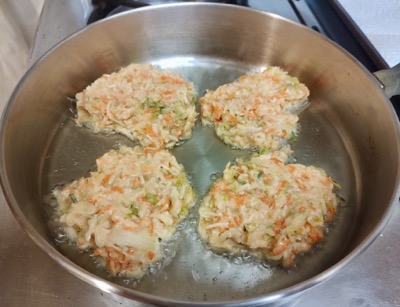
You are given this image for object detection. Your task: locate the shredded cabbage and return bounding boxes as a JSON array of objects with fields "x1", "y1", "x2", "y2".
[{"x1": 53, "y1": 145, "x2": 197, "y2": 278}]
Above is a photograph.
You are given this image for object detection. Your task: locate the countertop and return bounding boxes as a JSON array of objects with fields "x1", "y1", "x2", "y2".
[{"x1": 337, "y1": 0, "x2": 400, "y2": 68}]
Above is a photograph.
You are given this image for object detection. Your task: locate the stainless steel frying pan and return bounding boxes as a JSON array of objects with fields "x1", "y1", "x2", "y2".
[{"x1": 1, "y1": 3, "x2": 400, "y2": 306}]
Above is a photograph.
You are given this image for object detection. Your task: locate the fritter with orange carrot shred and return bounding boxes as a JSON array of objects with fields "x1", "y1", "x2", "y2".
[
  {"x1": 198, "y1": 153, "x2": 338, "y2": 267},
  {"x1": 200, "y1": 66, "x2": 309, "y2": 153},
  {"x1": 76, "y1": 63, "x2": 196, "y2": 149},
  {"x1": 53, "y1": 145, "x2": 196, "y2": 278}
]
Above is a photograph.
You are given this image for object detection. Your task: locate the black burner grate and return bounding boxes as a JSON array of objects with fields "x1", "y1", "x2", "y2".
[{"x1": 88, "y1": 0, "x2": 249, "y2": 24}]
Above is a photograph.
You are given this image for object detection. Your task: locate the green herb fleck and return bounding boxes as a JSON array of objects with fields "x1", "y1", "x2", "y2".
[
  {"x1": 244, "y1": 222, "x2": 257, "y2": 232},
  {"x1": 176, "y1": 173, "x2": 186, "y2": 187},
  {"x1": 259, "y1": 148, "x2": 270, "y2": 155},
  {"x1": 145, "y1": 193, "x2": 158, "y2": 206},
  {"x1": 142, "y1": 97, "x2": 166, "y2": 113},
  {"x1": 257, "y1": 171, "x2": 264, "y2": 179},
  {"x1": 178, "y1": 204, "x2": 189, "y2": 219},
  {"x1": 69, "y1": 193, "x2": 78, "y2": 203},
  {"x1": 128, "y1": 204, "x2": 139, "y2": 218}
]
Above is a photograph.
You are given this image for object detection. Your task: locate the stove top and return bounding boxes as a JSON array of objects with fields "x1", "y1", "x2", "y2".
[
  {"x1": 87, "y1": 0, "x2": 388, "y2": 72},
  {"x1": 31, "y1": 0, "x2": 389, "y2": 72},
  {"x1": 88, "y1": 0, "x2": 249, "y2": 24},
  {"x1": 3, "y1": 1, "x2": 399, "y2": 306}
]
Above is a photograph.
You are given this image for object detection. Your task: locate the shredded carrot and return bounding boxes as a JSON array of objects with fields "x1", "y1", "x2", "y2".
[
  {"x1": 111, "y1": 215, "x2": 119, "y2": 224},
  {"x1": 162, "y1": 89, "x2": 174, "y2": 96},
  {"x1": 88, "y1": 197, "x2": 97, "y2": 205},
  {"x1": 212, "y1": 105, "x2": 224, "y2": 121},
  {"x1": 148, "y1": 218, "x2": 154, "y2": 236},
  {"x1": 105, "y1": 246, "x2": 116, "y2": 254},
  {"x1": 92, "y1": 248, "x2": 102, "y2": 256},
  {"x1": 274, "y1": 219, "x2": 286, "y2": 234},
  {"x1": 260, "y1": 194, "x2": 273, "y2": 207},
  {"x1": 143, "y1": 147, "x2": 157, "y2": 154},
  {"x1": 102, "y1": 173, "x2": 112, "y2": 185},
  {"x1": 164, "y1": 173, "x2": 174, "y2": 179},
  {"x1": 309, "y1": 228, "x2": 323, "y2": 244},
  {"x1": 123, "y1": 225, "x2": 138, "y2": 231},
  {"x1": 272, "y1": 240, "x2": 289, "y2": 255},
  {"x1": 111, "y1": 185, "x2": 124, "y2": 193},
  {"x1": 270, "y1": 157, "x2": 283, "y2": 164},
  {"x1": 235, "y1": 194, "x2": 246, "y2": 207},
  {"x1": 97, "y1": 205, "x2": 113, "y2": 214},
  {"x1": 279, "y1": 180, "x2": 288, "y2": 191},
  {"x1": 225, "y1": 112, "x2": 238, "y2": 124},
  {"x1": 160, "y1": 75, "x2": 185, "y2": 85},
  {"x1": 327, "y1": 205, "x2": 336, "y2": 221},
  {"x1": 133, "y1": 177, "x2": 141, "y2": 187},
  {"x1": 325, "y1": 176, "x2": 332, "y2": 185},
  {"x1": 158, "y1": 203, "x2": 169, "y2": 212},
  {"x1": 162, "y1": 111, "x2": 173, "y2": 123},
  {"x1": 147, "y1": 251, "x2": 155, "y2": 260},
  {"x1": 144, "y1": 125, "x2": 157, "y2": 137},
  {"x1": 234, "y1": 215, "x2": 242, "y2": 226},
  {"x1": 270, "y1": 75, "x2": 282, "y2": 83},
  {"x1": 295, "y1": 178, "x2": 307, "y2": 190}
]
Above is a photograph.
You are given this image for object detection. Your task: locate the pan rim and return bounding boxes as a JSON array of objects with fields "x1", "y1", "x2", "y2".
[{"x1": 1, "y1": 2, "x2": 400, "y2": 306}]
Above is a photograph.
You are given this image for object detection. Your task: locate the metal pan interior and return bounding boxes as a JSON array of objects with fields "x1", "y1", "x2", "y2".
[{"x1": 41, "y1": 55, "x2": 357, "y2": 302}]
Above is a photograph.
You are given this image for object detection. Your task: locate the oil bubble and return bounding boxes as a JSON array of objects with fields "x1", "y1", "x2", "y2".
[{"x1": 209, "y1": 172, "x2": 221, "y2": 181}]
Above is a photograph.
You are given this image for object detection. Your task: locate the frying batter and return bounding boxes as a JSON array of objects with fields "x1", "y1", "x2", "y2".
[
  {"x1": 200, "y1": 66, "x2": 310, "y2": 153},
  {"x1": 53, "y1": 145, "x2": 196, "y2": 278},
  {"x1": 76, "y1": 63, "x2": 197, "y2": 149},
  {"x1": 198, "y1": 153, "x2": 338, "y2": 267}
]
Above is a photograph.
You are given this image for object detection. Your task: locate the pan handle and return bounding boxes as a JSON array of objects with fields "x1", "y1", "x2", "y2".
[{"x1": 373, "y1": 63, "x2": 400, "y2": 98}]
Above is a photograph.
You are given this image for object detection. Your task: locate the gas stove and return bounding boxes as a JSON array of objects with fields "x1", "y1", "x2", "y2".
[
  {"x1": 92, "y1": 0, "x2": 389, "y2": 72},
  {"x1": 31, "y1": 0, "x2": 390, "y2": 71},
  {"x1": 2, "y1": 1, "x2": 399, "y2": 306}
]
